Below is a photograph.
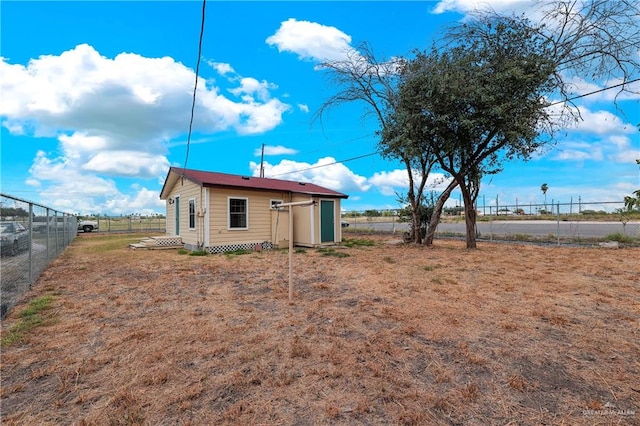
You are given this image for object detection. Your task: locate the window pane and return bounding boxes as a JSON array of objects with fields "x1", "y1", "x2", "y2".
[
  {"x1": 229, "y1": 199, "x2": 247, "y2": 228},
  {"x1": 189, "y1": 200, "x2": 196, "y2": 228}
]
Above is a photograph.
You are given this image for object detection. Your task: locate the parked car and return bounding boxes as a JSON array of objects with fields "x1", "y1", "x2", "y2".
[
  {"x1": 1, "y1": 221, "x2": 30, "y2": 256},
  {"x1": 341, "y1": 221, "x2": 350, "y2": 228},
  {"x1": 33, "y1": 216, "x2": 74, "y2": 234},
  {"x1": 78, "y1": 219, "x2": 99, "y2": 233}
]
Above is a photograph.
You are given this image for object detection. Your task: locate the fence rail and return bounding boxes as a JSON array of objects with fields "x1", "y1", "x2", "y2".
[
  {"x1": 342, "y1": 200, "x2": 640, "y2": 244},
  {"x1": 1, "y1": 193, "x2": 77, "y2": 319},
  {"x1": 81, "y1": 216, "x2": 166, "y2": 234}
]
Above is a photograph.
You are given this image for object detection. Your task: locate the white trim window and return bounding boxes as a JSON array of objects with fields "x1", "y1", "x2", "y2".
[
  {"x1": 228, "y1": 197, "x2": 248, "y2": 230},
  {"x1": 188, "y1": 199, "x2": 196, "y2": 229}
]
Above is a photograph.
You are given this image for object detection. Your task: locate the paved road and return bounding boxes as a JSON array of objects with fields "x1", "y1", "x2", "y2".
[{"x1": 345, "y1": 220, "x2": 640, "y2": 238}]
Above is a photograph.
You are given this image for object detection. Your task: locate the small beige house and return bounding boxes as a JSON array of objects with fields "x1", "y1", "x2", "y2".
[{"x1": 159, "y1": 167, "x2": 348, "y2": 253}]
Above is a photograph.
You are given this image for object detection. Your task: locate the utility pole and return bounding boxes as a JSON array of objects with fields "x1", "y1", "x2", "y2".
[{"x1": 259, "y1": 143, "x2": 265, "y2": 178}]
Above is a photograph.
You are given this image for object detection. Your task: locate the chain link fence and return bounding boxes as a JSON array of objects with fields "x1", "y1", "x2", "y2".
[
  {"x1": 1, "y1": 193, "x2": 77, "y2": 319},
  {"x1": 342, "y1": 200, "x2": 640, "y2": 244},
  {"x1": 82, "y1": 215, "x2": 166, "y2": 233}
]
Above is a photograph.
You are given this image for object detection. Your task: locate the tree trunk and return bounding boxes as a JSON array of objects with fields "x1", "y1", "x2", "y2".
[
  {"x1": 463, "y1": 203, "x2": 477, "y2": 249},
  {"x1": 424, "y1": 180, "x2": 457, "y2": 246},
  {"x1": 460, "y1": 181, "x2": 477, "y2": 249},
  {"x1": 411, "y1": 205, "x2": 422, "y2": 244}
]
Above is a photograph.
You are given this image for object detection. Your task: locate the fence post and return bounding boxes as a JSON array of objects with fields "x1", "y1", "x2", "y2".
[
  {"x1": 556, "y1": 202, "x2": 560, "y2": 246},
  {"x1": 46, "y1": 208, "x2": 50, "y2": 262},
  {"x1": 28, "y1": 203, "x2": 33, "y2": 287},
  {"x1": 570, "y1": 196, "x2": 573, "y2": 215},
  {"x1": 489, "y1": 206, "x2": 493, "y2": 242}
]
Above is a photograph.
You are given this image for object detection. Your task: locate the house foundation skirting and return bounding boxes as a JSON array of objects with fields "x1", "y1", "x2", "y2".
[{"x1": 202, "y1": 241, "x2": 274, "y2": 254}]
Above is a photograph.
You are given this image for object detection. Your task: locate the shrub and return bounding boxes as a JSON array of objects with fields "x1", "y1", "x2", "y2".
[{"x1": 604, "y1": 232, "x2": 634, "y2": 244}]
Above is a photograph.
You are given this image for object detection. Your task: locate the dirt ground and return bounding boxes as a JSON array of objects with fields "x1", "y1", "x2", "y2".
[{"x1": 1, "y1": 233, "x2": 639, "y2": 425}]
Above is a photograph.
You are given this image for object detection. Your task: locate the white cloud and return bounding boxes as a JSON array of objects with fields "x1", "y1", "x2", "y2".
[
  {"x1": 551, "y1": 132, "x2": 640, "y2": 163},
  {"x1": 229, "y1": 77, "x2": 277, "y2": 102},
  {"x1": 83, "y1": 151, "x2": 170, "y2": 177},
  {"x1": 250, "y1": 157, "x2": 370, "y2": 193},
  {"x1": 0, "y1": 44, "x2": 293, "y2": 213},
  {"x1": 0, "y1": 44, "x2": 291, "y2": 144},
  {"x1": 253, "y1": 145, "x2": 299, "y2": 156},
  {"x1": 554, "y1": 149, "x2": 603, "y2": 161},
  {"x1": 568, "y1": 107, "x2": 635, "y2": 135},
  {"x1": 30, "y1": 151, "x2": 118, "y2": 196},
  {"x1": 298, "y1": 103, "x2": 309, "y2": 113},
  {"x1": 103, "y1": 187, "x2": 166, "y2": 216},
  {"x1": 432, "y1": 0, "x2": 535, "y2": 15},
  {"x1": 266, "y1": 18, "x2": 355, "y2": 63},
  {"x1": 209, "y1": 61, "x2": 235, "y2": 76},
  {"x1": 369, "y1": 169, "x2": 452, "y2": 196},
  {"x1": 605, "y1": 135, "x2": 640, "y2": 163},
  {"x1": 562, "y1": 76, "x2": 640, "y2": 102}
]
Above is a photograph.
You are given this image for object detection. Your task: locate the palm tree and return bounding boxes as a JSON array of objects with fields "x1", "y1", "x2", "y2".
[{"x1": 541, "y1": 183, "x2": 548, "y2": 214}]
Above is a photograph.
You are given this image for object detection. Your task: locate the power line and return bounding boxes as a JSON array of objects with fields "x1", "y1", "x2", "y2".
[
  {"x1": 272, "y1": 78, "x2": 639, "y2": 178},
  {"x1": 548, "y1": 77, "x2": 640, "y2": 107},
  {"x1": 182, "y1": 0, "x2": 207, "y2": 173},
  {"x1": 267, "y1": 152, "x2": 379, "y2": 178}
]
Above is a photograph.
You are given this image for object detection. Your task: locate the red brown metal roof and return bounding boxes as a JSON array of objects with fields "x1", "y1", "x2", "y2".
[{"x1": 160, "y1": 167, "x2": 348, "y2": 199}]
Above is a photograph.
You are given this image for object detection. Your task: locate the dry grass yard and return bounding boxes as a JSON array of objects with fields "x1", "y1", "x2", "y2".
[{"x1": 1, "y1": 233, "x2": 639, "y2": 425}]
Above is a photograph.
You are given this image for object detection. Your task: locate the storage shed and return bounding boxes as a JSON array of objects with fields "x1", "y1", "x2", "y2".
[{"x1": 159, "y1": 167, "x2": 348, "y2": 253}]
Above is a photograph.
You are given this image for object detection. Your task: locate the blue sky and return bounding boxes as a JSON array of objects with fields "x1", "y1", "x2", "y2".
[{"x1": 1, "y1": 1, "x2": 638, "y2": 216}]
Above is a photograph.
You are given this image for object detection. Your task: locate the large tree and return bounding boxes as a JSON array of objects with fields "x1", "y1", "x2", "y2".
[
  {"x1": 395, "y1": 1, "x2": 639, "y2": 248},
  {"x1": 395, "y1": 19, "x2": 556, "y2": 248},
  {"x1": 316, "y1": 44, "x2": 443, "y2": 243},
  {"x1": 318, "y1": 1, "x2": 639, "y2": 248}
]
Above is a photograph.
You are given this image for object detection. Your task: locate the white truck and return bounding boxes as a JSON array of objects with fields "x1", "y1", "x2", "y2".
[{"x1": 77, "y1": 219, "x2": 99, "y2": 233}]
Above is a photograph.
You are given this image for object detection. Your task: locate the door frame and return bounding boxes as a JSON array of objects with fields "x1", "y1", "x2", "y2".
[
  {"x1": 174, "y1": 195, "x2": 180, "y2": 235},
  {"x1": 320, "y1": 199, "x2": 335, "y2": 243}
]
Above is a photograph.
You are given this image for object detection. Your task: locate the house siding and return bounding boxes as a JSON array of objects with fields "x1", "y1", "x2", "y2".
[
  {"x1": 165, "y1": 178, "x2": 204, "y2": 247},
  {"x1": 208, "y1": 188, "x2": 292, "y2": 247},
  {"x1": 161, "y1": 169, "x2": 345, "y2": 252},
  {"x1": 291, "y1": 194, "x2": 314, "y2": 247}
]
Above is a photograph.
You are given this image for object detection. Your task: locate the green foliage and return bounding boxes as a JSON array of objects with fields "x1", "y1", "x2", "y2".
[
  {"x1": 223, "y1": 249, "x2": 251, "y2": 258},
  {"x1": 423, "y1": 264, "x2": 441, "y2": 271},
  {"x1": 540, "y1": 184, "x2": 548, "y2": 194},
  {"x1": 364, "y1": 209, "x2": 381, "y2": 218},
  {"x1": 177, "y1": 249, "x2": 189, "y2": 255},
  {"x1": 390, "y1": 17, "x2": 557, "y2": 248},
  {"x1": 317, "y1": 247, "x2": 350, "y2": 258},
  {"x1": 396, "y1": 192, "x2": 437, "y2": 241},
  {"x1": 0, "y1": 207, "x2": 30, "y2": 219},
  {"x1": 624, "y1": 189, "x2": 640, "y2": 211},
  {"x1": 1, "y1": 296, "x2": 54, "y2": 347},
  {"x1": 189, "y1": 249, "x2": 209, "y2": 256},
  {"x1": 294, "y1": 248, "x2": 307, "y2": 254},
  {"x1": 343, "y1": 211, "x2": 362, "y2": 218},
  {"x1": 605, "y1": 233, "x2": 634, "y2": 244},
  {"x1": 342, "y1": 238, "x2": 375, "y2": 248},
  {"x1": 444, "y1": 206, "x2": 464, "y2": 216}
]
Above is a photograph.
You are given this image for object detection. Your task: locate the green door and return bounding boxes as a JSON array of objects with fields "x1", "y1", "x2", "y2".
[{"x1": 320, "y1": 200, "x2": 335, "y2": 243}]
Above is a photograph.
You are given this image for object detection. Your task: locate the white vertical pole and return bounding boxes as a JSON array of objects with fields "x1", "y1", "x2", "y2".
[{"x1": 289, "y1": 206, "x2": 293, "y2": 302}]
